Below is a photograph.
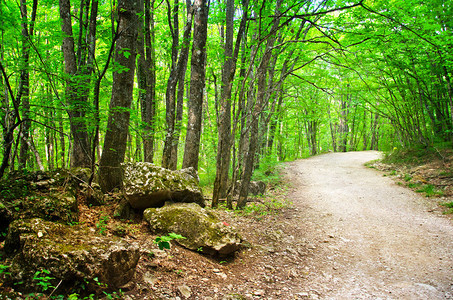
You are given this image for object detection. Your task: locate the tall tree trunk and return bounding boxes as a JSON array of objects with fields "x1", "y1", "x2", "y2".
[
  {"x1": 212, "y1": 0, "x2": 249, "y2": 207},
  {"x1": 59, "y1": 0, "x2": 91, "y2": 168},
  {"x1": 169, "y1": 0, "x2": 193, "y2": 170},
  {"x1": 18, "y1": 0, "x2": 31, "y2": 169},
  {"x1": 182, "y1": 0, "x2": 208, "y2": 170},
  {"x1": 339, "y1": 91, "x2": 349, "y2": 152},
  {"x1": 162, "y1": 0, "x2": 181, "y2": 168},
  {"x1": 99, "y1": 0, "x2": 138, "y2": 192},
  {"x1": 267, "y1": 89, "x2": 283, "y2": 154},
  {"x1": 237, "y1": 0, "x2": 282, "y2": 209},
  {"x1": 142, "y1": 0, "x2": 156, "y2": 162}
]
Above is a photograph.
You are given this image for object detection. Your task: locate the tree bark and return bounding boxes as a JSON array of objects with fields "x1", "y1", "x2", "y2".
[
  {"x1": 18, "y1": 0, "x2": 31, "y2": 169},
  {"x1": 237, "y1": 0, "x2": 282, "y2": 209},
  {"x1": 162, "y1": 0, "x2": 181, "y2": 168},
  {"x1": 212, "y1": 0, "x2": 249, "y2": 207},
  {"x1": 169, "y1": 0, "x2": 193, "y2": 170},
  {"x1": 182, "y1": 0, "x2": 208, "y2": 170},
  {"x1": 142, "y1": 0, "x2": 156, "y2": 162},
  {"x1": 59, "y1": 0, "x2": 91, "y2": 168},
  {"x1": 99, "y1": 0, "x2": 138, "y2": 192}
]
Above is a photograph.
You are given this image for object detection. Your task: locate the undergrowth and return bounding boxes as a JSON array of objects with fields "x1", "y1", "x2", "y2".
[
  {"x1": 383, "y1": 143, "x2": 452, "y2": 166},
  {"x1": 378, "y1": 144, "x2": 453, "y2": 205}
]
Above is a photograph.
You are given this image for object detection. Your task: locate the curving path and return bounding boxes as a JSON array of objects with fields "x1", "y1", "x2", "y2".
[{"x1": 287, "y1": 151, "x2": 453, "y2": 299}]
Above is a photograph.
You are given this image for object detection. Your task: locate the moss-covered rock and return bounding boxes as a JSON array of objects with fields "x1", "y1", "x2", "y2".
[
  {"x1": 122, "y1": 162, "x2": 205, "y2": 209},
  {"x1": 144, "y1": 203, "x2": 242, "y2": 256},
  {"x1": 0, "y1": 169, "x2": 83, "y2": 238},
  {"x1": 4, "y1": 218, "x2": 140, "y2": 291}
]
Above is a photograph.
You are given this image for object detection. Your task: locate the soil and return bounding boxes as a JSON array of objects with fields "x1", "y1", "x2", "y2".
[
  {"x1": 3, "y1": 150, "x2": 453, "y2": 299},
  {"x1": 122, "y1": 150, "x2": 453, "y2": 299}
]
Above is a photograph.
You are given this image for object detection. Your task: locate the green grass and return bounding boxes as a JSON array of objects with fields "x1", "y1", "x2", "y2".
[
  {"x1": 404, "y1": 174, "x2": 413, "y2": 182},
  {"x1": 407, "y1": 182, "x2": 421, "y2": 189},
  {"x1": 415, "y1": 184, "x2": 444, "y2": 197},
  {"x1": 441, "y1": 202, "x2": 453, "y2": 214}
]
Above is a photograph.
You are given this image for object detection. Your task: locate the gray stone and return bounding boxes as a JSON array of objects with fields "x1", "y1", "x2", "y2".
[
  {"x1": 144, "y1": 203, "x2": 242, "y2": 256},
  {"x1": 177, "y1": 285, "x2": 192, "y2": 298},
  {"x1": 122, "y1": 162, "x2": 205, "y2": 209},
  {"x1": 4, "y1": 218, "x2": 140, "y2": 291},
  {"x1": 113, "y1": 198, "x2": 134, "y2": 220},
  {"x1": 80, "y1": 182, "x2": 105, "y2": 206},
  {"x1": 234, "y1": 180, "x2": 267, "y2": 196}
]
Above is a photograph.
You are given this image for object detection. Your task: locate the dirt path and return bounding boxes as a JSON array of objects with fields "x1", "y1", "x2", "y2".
[{"x1": 286, "y1": 151, "x2": 453, "y2": 299}]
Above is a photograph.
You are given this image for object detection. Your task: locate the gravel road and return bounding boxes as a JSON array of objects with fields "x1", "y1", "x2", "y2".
[{"x1": 287, "y1": 151, "x2": 453, "y2": 299}]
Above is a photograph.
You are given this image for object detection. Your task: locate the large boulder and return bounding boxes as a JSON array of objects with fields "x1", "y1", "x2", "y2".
[
  {"x1": 4, "y1": 218, "x2": 140, "y2": 291},
  {"x1": 144, "y1": 203, "x2": 242, "y2": 256},
  {"x1": 122, "y1": 162, "x2": 205, "y2": 209}
]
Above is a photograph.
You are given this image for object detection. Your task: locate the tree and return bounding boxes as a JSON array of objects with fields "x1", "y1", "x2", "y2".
[
  {"x1": 182, "y1": 0, "x2": 209, "y2": 170},
  {"x1": 99, "y1": 0, "x2": 138, "y2": 192},
  {"x1": 237, "y1": 0, "x2": 282, "y2": 209},
  {"x1": 212, "y1": 0, "x2": 249, "y2": 207},
  {"x1": 59, "y1": 0, "x2": 92, "y2": 168},
  {"x1": 137, "y1": 0, "x2": 157, "y2": 163}
]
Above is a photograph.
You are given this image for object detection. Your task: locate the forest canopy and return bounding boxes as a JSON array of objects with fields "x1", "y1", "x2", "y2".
[{"x1": 0, "y1": 0, "x2": 452, "y2": 207}]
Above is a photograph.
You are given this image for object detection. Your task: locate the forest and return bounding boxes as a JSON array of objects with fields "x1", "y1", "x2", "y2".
[{"x1": 1, "y1": 0, "x2": 452, "y2": 208}]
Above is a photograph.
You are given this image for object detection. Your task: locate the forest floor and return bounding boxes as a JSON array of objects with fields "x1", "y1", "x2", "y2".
[
  {"x1": 117, "y1": 150, "x2": 453, "y2": 299},
  {"x1": 3, "y1": 150, "x2": 453, "y2": 299}
]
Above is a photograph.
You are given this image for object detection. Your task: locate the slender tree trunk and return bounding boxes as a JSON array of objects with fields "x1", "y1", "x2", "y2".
[
  {"x1": 142, "y1": 0, "x2": 156, "y2": 162},
  {"x1": 182, "y1": 0, "x2": 208, "y2": 170},
  {"x1": 370, "y1": 112, "x2": 379, "y2": 150},
  {"x1": 162, "y1": 0, "x2": 181, "y2": 168},
  {"x1": 59, "y1": 0, "x2": 91, "y2": 168},
  {"x1": 18, "y1": 0, "x2": 31, "y2": 169},
  {"x1": 169, "y1": 0, "x2": 193, "y2": 170},
  {"x1": 339, "y1": 91, "x2": 349, "y2": 152},
  {"x1": 237, "y1": 0, "x2": 282, "y2": 209},
  {"x1": 267, "y1": 90, "x2": 283, "y2": 154},
  {"x1": 99, "y1": 0, "x2": 138, "y2": 192},
  {"x1": 212, "y1": 0, "x2": 249, "y2": 207}
]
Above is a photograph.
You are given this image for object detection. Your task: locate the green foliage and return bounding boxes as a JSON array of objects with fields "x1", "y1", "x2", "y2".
[
  {"x1": 0, "y1": 178, "x2": 30, "y2": 201},
  {"x1": 441, "y1": 202, "x2": 453, "y2": 214},
  {"x1": 0, "y1": 264, "x2": 11, "y2": 276},
  {"x1": 103, "y1": 289, "x2": 124, "y2": 299},
  {"x1": 32, "y1": 269, "x2": 55, "y2": 292},
  {"x1": 235, "y1": 197, "x2": 292, "y2": 219},
  {"x1": 415, "y1": 184, "x2": 444, "y2": 197},
  {"x1": 96, "y1": 215, "x2": 109, "y2": 236},
  {"x1": 252, "y1": 155, "x2": 284, "y2": 184},
  {"x1": 154, "y1": 233, "x2": 186, "y2": 250}
]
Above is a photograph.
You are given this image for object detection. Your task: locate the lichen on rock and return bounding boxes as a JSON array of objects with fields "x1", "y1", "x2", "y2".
[
  {"x1": 144, "y1": 203, "x2": 242, "y2": 256},
  {"x1": 4, "y1": 218, "x2": 140, "y2": 291},
  {"x1": 122, "y1": 162, "x2": 205, "y2": 209}
]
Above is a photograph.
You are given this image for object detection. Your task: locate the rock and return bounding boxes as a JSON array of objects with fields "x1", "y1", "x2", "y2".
[
  {"x1": 113, "y1": 198, "x2": 134, "y2": 220},
  {"x1": 80, "y1": 182, "x2": 105, "y2": 206},
  {"x1": 143, "y1": 272, "x2": 158, "y2": 286},
  {"x1": 234, "y1": 180, "x2": 267, "y2": 196},
  {"x1": 4, "y1": 218, "x2": 140, "y2": 291},
  {"x1": 0, "y1": 169, "x2": 88, "y2": 232},
  {"x1": 18, "y1": 190, "x2": 78, "y2": 224},
  {"x1": 177, "y1": 285, "x2": 192, "y2": 298},
  {"x1": 122, "y1": 162, "x2": 205, "y2": 209},
  {"x1": 144, "y1": 203, "x2": 242, "y2": 256}
]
